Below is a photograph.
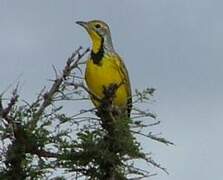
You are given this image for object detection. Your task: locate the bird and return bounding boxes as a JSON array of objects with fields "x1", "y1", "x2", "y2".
[{"x1": 76, "y1": 20, "x2": 132, "y2": 117}]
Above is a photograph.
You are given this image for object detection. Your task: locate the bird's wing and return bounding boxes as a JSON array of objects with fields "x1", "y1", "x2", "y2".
[{"x1": 113, "y1": 53, "x2": 132, "y2": 116}]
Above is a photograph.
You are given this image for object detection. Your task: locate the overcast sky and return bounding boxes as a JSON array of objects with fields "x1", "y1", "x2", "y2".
[{"x1": 0, "y1": 0, "x2": 223, "y2": 179}]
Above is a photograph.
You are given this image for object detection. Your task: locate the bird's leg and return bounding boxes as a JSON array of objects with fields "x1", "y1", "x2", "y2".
[
  {"x1": 101, "y1": 83, "x2": 123, "y2": 118},
  {"x1": 97, "y1": 83, "x2": 125, "y2": 121},
  {"x1": 101, "y1": 83, "x2": 118, "y2": 109},
  {"x1": 103, "y1": 83, "x2": 118, "y2": 99}
]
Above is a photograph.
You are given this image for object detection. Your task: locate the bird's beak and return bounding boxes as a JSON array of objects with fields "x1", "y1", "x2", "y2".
[{"x1": 76, "y1": 21, "x2": 88, "y2": 29}]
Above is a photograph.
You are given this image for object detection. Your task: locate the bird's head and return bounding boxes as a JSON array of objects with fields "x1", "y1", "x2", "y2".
[{"x1": 76, "y1": 20, "x2": 113, "y2": 54}]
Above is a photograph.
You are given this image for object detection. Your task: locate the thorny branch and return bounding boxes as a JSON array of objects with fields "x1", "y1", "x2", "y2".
[
  {"x1": 131, "y1": 129, "x2": 174, "y2": 146},
  {"x1": 0, "y1": 47, "x2": 92, "y2": 179},
  {"x1": 29, "y1": 47, "x2": 90, "y2": 130},
  {"x1": 0, "y1": 87, "x2": 19, "y2": 125}
]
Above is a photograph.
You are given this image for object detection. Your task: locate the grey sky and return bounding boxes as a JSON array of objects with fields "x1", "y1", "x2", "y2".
[{"x1": 0, "y1": 0, "x2": 223, "y2": 179}]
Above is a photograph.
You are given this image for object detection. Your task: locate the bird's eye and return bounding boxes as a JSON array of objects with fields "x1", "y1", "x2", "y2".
[{"x1": 95, "y1": 24, "x2": 101, "y2": 29}]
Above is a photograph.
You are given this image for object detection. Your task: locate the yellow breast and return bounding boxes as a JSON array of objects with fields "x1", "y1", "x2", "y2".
[{"x1": 85, "y1": 55, "x2": 128, "y2": 108}]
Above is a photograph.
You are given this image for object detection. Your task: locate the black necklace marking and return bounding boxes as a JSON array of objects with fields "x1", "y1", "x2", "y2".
[{"x1": 90, "y1": 37, "x2": 104, "y2": 65}]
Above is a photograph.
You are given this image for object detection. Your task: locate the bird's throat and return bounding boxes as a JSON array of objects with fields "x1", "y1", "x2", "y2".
[{"x1": 91, "y1": 36, "x2": 104, "y2": 65}]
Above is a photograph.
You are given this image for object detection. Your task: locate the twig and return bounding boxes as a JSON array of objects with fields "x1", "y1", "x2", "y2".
[
  {"x1": 65, "y1": 82, "x2": 101, "y2": 103},
  {"x1": 131, "y1": 130, "x2": 174, "y2": 146},
  {"x1": 35, "y1": 149, "x2": 59, "y2": 158},
  {"x1": 28, "y1": 47, "x2": 89, "y2": 130},
  {"x1": 132, "y1": 107, "x2": 156, "y2": 119},
  {"x1": 147, "y1": 132, "x2": 174, "y2": 145},
  {"x1": 0, "y1": 86, "x2": 19, "y2": 124},
  {"x1": 145, "y1": 156, "x2": 169, "y2": 175}
]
